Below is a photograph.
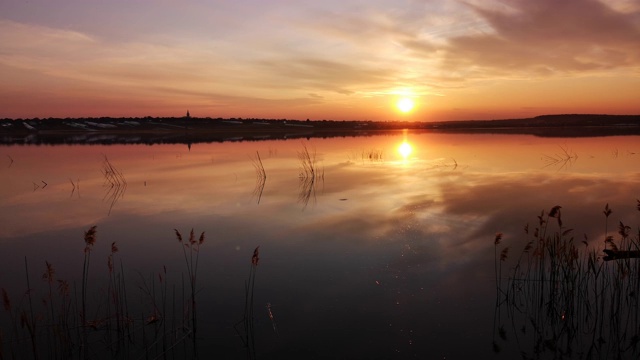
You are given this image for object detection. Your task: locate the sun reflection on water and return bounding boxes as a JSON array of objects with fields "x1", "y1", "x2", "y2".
[{"x1": 398, "y1": 142, "x2": 413, "y2": 159}]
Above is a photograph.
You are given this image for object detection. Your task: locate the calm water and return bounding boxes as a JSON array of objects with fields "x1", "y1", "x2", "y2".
[{"x1": 1, "y1": 131, "x2": 639, "y2": 359}]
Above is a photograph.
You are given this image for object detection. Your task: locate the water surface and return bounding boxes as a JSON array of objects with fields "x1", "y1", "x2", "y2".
[{"x1": 1, "y1": 131, "x2": 639, "y2": 359}]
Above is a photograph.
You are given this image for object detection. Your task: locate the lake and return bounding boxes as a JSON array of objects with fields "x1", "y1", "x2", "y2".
[{"x1": 1, "y1": 130, "x2": 639, "y2": 359}]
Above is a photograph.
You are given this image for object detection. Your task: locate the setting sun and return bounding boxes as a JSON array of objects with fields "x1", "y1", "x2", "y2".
[{"x1": 396, "y1": 98, "x2": 415, "y2": 113}]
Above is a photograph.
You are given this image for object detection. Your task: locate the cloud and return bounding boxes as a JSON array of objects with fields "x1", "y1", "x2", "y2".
[
  {"x1": 0, "y1": 20, "x2": 95, "y2": 45},
  {"x1": 439, "y1": 0, "x2": 640, "y2": 78},
  {"x1": 2, "y1": 0, "x2": 639, "y2": 118},
  {"x1": 0, "y1": 19, "x2": 331, "y2": 115},
  {"x1": 0, "y1": 20, "x2": 100, "y2": 74},
  {"x1": 254, "y1": 56, "x2": 400, "y2": 95}
]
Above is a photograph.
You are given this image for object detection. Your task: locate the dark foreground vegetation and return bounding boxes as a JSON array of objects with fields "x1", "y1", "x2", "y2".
[
  {"x1": 494, "y1": 201, "x2": 640, "y2": 359},
  {"x1": 0, "y1": 228, "x2": 261, "y2": 360},
  {"x1": 1, "y1": 114, "x2": 639, "y2": 145}
]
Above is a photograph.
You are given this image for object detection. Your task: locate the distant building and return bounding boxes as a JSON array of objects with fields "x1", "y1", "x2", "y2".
[{"x1": 186, "y1": 110, "x2": 190, "y2": 118}]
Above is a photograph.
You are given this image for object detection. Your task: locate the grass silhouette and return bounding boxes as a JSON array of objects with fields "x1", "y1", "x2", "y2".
[
  {"x1": 0, "y1": 226, "x2": 212, "y2": 359},
  {"x1": 494, "y1": 201, "x2": 640, "y2": 358}
]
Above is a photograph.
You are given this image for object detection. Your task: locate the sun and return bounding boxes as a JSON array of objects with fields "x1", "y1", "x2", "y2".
[{"x1": 396, "y1": 98, "x2": 415, "y2": 113}]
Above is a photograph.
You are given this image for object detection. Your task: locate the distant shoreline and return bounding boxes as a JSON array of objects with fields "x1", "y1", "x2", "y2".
[{"x1": 1, "y1": 114, "x2": 639, "y2": 145}]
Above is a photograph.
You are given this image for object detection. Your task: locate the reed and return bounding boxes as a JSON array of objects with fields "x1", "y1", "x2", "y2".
[
  {"x1": 174, "y1": 228, "x2": 205, "y2": 354},
  {"x1": 24, "y1": 257, "x2": 38, "y2": 359},
  {"x1": 69, "y1": 178, "x2": 80, "y2": 198},
  {"x1": 542, "y1": 144, "x2": 578, "y2": 170},
  {"x1": 235, "y1": 246, "x2": 260, "y2": 360},
  {"x1": 493, "y1": 202, "x2": 640, "y2": 358},
  {"x1": 362, "y1": 148, "x2": 383, "y2": 162},
  {"x1": 251, "y1": 151, "x2": 267, "y2": 204},
  {"x1": 493, "y1": 233, "x2": 505, "y2": 298},
  {"x1": 0, "y1": 226, "x2": 214, "y2": 359},
  {"x1": 297, "y1": 144, "x2": 324, "y2": 208},
  {"x1": 251, "y1": 151, "x2": 267, "y2": 181},
  {"x1": 102, "y1": 155, "x2": 127, "y2": 215},
  {"x1": 297, "y1": 143, "x2": 317, "y2": 180},
  {"x1": 1, "y1": 288, "x2": 16, "y2": 358},
  {"x1": 81, "y1": 225, "x2": 96, "y2": 358}
]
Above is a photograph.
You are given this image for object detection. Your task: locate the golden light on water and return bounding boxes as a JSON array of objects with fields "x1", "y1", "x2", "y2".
[{"x1": 398, "y1": 142, "x2": 413, "y2": 158}]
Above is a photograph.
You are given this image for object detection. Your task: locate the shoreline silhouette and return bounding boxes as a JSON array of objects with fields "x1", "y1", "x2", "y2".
[{"x1": 1, "y1": 114, "x2": 639, "y2": 145}]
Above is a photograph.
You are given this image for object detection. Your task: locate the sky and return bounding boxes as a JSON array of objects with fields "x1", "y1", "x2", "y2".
[{"x1": 1, "y1": 0, "x2": 639, "y2": 121}]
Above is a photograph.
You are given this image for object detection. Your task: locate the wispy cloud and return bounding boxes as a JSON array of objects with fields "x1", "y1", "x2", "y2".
[{"x1": 440, "y1": 0, "x2": 640, "y2": 78}]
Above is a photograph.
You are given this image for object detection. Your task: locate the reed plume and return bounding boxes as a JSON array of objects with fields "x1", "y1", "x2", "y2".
[
  {"x1": 500, "y1": 247, "x2": 509, "y2": 262},
  {"x1": 603, "y1": 203, "x2": 612, "y2": 218},
  {"x1": 252, "y1": 246, "x2": 260, "y2": 266},
  {"x1": 494, "y1": 233, "x2": 503, "y2": 245},
  {"x1": 618, "y1": 221, "x2": 630, "y2": 239}
]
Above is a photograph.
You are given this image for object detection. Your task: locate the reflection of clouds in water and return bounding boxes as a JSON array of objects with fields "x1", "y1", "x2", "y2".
[
  {"x1": 263, "y1": 168, "x2": 640, "y2": 354},
  {"x1": 437, "y1": 172, "x2": 640, "y2": 244},
  {"x1": 281, "y1": 169, "x2": 640, "y2": 281}
]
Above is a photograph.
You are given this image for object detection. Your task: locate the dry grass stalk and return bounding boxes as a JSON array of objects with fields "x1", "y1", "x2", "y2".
[
  {"x1": 251, "y1": 151, "x2": 267, "y2": 204},
  {"x1": 297, "y1": 143, "x2": 324, "y2": 209},
  {"x1": 542, "y1": 144, "x2": 578, "y2": 170},
  {"x1": 362, "y1": 149, "x2": 383, "y2": 162},
  {"x1": 297, "y1": 143, "x2": 317, "y2": 180},
  {"x1": 101, "y1": 156, "x2": 127, "y2": 215}
]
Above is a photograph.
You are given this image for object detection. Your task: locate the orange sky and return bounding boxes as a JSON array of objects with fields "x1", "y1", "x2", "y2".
[{"x1": 1, "y1": 0, "x2": 639, "y2": 121}]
